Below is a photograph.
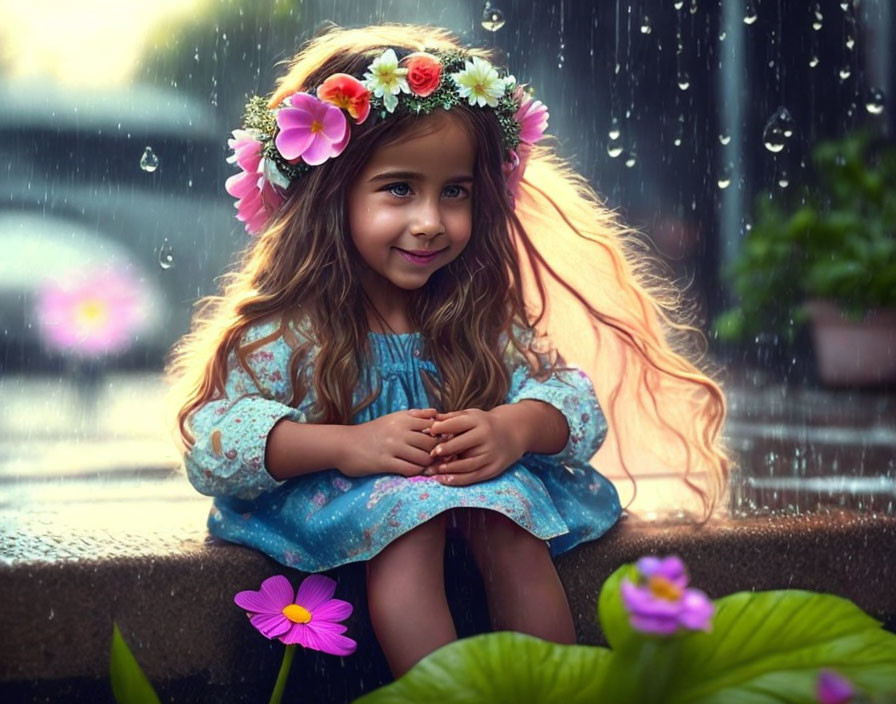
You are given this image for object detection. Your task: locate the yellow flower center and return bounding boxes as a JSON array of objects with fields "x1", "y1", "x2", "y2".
[
  {"x1": 282, "y1": 604, "x2": 312, "y2": 623},
  {"x1": 648, "y1": 576, "x2": 682, "y2": 601},
  {"x1": 75, "y1": 299, "x2": 108, "y2": 329},
  {"x1": 474, "y1": 82, "x2": 485, "y2": 94},
  {"x1": 310, "y1": 120, "x2": 324, "y2": 134}
]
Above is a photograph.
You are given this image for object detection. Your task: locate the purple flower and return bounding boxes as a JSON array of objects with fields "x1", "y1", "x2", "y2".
[
  {"x1": 620, "y1": 555, "x2": 714, "y2": 636},
  {"x1": 225, "y1": 129, "x2": 285, "y2": 236},
  {"x1": 817, "y1": 669, "x2": 855, "y2": 704},
  {"x1": 234, "y1": 575, "x2": 356, "y2": 656},
  {"x1": 275, "y1": 93, "x2": 349, "y2": 166}
]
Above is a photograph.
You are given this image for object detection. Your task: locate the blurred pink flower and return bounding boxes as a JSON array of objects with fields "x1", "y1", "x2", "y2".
[
  {"x1": 234, "y1": 574, "x2": 356, "y2": 656},
  {"x1": 35, "y1": 266, "x2": 151, "y2": 358},
  {"x1": 620, "y1": 555, "x2": 714, "y2": 636},
  {"x1": 816, "y1": 669, "x2": 855, "y2": 704},
  {"x1": 225, "y1": 129, "x2": 286, "y2": 236},
  {"x1": 275, "y1": 93, "x2": 349, "y2": 166}
]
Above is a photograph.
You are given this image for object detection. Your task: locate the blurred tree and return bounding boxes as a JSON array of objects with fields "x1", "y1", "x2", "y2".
[{"x1": 137, "y1": 0, "x2": 304, "y2": 130}]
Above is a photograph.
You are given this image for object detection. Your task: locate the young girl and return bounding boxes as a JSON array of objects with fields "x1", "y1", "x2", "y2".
[{"x1": 167, "y1": 24, "x2": 731, "y2": 678}]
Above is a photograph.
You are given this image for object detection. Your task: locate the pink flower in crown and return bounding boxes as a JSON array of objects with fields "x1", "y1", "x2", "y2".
[
  {"x1": 35, "y1": 264, "x2": 154, "y2": 358},
  {"x1": 225, "y1": 129, "x2": 286, "y2": 236},
  {"x1": 514, "y1": 87, "x2": 549, "y2": 144},
  {"x1": 275, "y1": 92, "x2": 349, "y2": 167}
]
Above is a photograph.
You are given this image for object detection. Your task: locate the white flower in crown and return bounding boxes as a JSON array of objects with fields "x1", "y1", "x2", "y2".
[
  {"x1": 451, "y1": 56, "x2": 507, "y2": 108},
  {"x1": 363, "y1": 48, "x2": 410, "y2": 113}
]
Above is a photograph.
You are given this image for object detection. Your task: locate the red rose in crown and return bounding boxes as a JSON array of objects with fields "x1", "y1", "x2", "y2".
[{"x1": 402, "y1": 52, "x2": 442, "y2": 98}]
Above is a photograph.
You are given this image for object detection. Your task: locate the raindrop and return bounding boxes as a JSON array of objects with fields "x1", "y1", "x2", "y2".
[
  {"x1": 139, "y1": 147, "x2": 159, "y2": 173},
  {"x1": 158, "y1": 239, "x2": 175, "y2": 270},
  {"x1": 809, "y1": 55, "x2": 820, "y2": 68},
  {"x1": 840, "y1": 1, "x2": 849, "y2": 10},
  {"x1": 677, "y1": 71, "x2": 691, "y2": 91},
  {"x1": 865, "y1": 87, "x2": 886, "y2": 115},
  {"x1": 480, "y1": 4, "x2": 506, "y2": 32},
  {"x1": 762, "y1": 107, "x2": 795, "y2": 153},
  {"x1": 640, "y1": 16, "x2": 652, "y2": 34},
  {"x1": 624, "y1": 151, "x2": 637, "y2": 168},
  {"x1": 719, "y1": 31, "x2": 727, "y2": 41},
  {"x1": 778, "y1": 171, "x2": 790, "y2": 188},
  {"x1": 674, "y1": 0, "x2": 684, "y2": 9},
  {"x1": 719, "y1": 134, "x2": 731, "y2": 145},
  {"x1": 839, "y1": 66, "x2": 851, "y2": 80},
  {"x1": 845, "y1": 35, "x2": 855, "y2": 50},
  {"x1": 717, "y1": 175, "x2": 731, "y2": 190},
  {"x1": 743, "y1": 0, "x2": 758, "y2": 25},
  {"x1": 812, "y1": 4, "x2": 823, "y2": 30},
  {"x1": 607, "y1": 142, "x2": 624, "y2": 158},
  {"x1": 608, "y1": 117, "x2": 621, "y2": 140},
  {"x1": 689, "y1": 0, "x2": 698, "y2": 14}
]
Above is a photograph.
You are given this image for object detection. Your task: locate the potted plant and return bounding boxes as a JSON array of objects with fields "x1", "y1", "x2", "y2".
[{"x1": 713, "y1": 129, "x2": 896, "y2": 387}]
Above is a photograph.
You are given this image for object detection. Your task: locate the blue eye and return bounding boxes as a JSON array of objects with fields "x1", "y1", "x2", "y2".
[
  {"x1": 385, "y1": 182, "x2": 411, "y2": 197},
  {"x1": 443, "y1": 185, "x2": 467, "y2": 198}
]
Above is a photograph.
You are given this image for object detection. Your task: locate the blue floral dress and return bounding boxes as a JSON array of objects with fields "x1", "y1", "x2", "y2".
[{"x1": 184, "y1": 318, "x2": 621, "y2": 572}]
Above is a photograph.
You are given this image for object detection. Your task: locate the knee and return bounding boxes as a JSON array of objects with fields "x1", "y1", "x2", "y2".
[
  {"x1": 367, "y1": 513, "x2": 448, "y2": 578},
  {"x1": 467, "y1": 510, "x2": 549, "y2": 569}
]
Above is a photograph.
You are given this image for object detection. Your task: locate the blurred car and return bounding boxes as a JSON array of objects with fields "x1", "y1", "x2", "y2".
[{"x1": 0, "y1": 78, "x2": 245, "y2": 371}]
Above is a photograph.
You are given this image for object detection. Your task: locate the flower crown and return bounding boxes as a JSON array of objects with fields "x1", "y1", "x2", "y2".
[{"x1": 226, "y1": 48, "x2": 549, "y2": 235}]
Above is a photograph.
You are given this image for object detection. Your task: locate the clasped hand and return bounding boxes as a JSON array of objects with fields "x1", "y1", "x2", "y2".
[
  {"x1": 415, "y1": 406, "x2": 526, "y2": 486},
  {"x1": 340, "y1": 406, "x2": 526, "y2": 487}
]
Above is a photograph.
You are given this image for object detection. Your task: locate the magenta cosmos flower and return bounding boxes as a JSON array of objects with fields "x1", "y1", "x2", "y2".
[
  {"x1": 275, "y1": 93, "x2": 350, "y2": 166},
  {"x1": 620, "y1": 555, "x2": 714, "y2": 636},
  {"x1": 35, "y1": 265, "x2": 154, "y2": 358},
  {"x1": 816, "y1": 669, "x2": 855, "y2": 704},
  {"x1": 225, "y1": 129, "x2": 286, "y2": 236},
  {"x1": 234, "y1": 574, "x2": 356, "y2": 656}
]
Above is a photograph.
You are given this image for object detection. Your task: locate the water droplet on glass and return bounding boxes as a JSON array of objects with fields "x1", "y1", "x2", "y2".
[
  {"x1": 762, "y1": 106, "x2": 795, "y2": 153},
  {"x1": 158, "y1": 239, "x2": 174, "y2": 270},
  {"x1": 480, "y1": 4, "x2": 506, "y2": 32},
  {"x1": 640, "y1": 16, "x2": 652, "y2": 34},
  {"x1": 839, "y1": 66, "x2": 851, "y2": 80},
  {"x1": 608, "y1": 117, "x2": 620, "y2": 140},
  {"x1": 743, "y1": 0, "x2": 758, "y2": 24},
  {"x1": 865, "y1": 87, "x2": 885, "y2": 115},
  {"x1": 674, "y1": 0, "x2": 684, "y2": 9},
  {"x1": 139, "y1": 146, "x2": 159, "y2": 173},
  {"x1": 677, "y1": 71, "x2": 690, "y2": 90},
  {"x1": 809, "y1": 55, "x2": 820, "y2": 68},
  {"x1": 719, "y1": 133, "x2": 731, "y2": 145}
]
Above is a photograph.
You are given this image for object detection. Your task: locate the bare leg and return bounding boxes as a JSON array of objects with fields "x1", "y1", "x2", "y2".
[
  {"x1": 451, "y1": 508, "x2": 576, "y2": 644},
  {"x1": 366, "y1": 513, "x2": 457, "y2": 678}
]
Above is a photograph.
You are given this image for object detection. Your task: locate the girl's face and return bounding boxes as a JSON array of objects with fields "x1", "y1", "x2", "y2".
[{"x1": 348, "y1": 111, "x2": 475, "y2": 301}]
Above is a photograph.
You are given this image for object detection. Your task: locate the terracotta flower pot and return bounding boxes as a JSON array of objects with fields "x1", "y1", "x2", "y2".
[{"x1": 803, "y1": 299, "x2": 896, "y2": 387}]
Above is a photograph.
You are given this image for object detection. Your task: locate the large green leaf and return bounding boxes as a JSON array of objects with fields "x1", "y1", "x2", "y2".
[
  {"x1": 109, "y1": 623, "x2": 161, "y2": 704},
  {"x1": 354, "y1": 631, "x2": 612, "y2": 704},
  {"x1": 662, "y1": 591, "x2": 896, "y2": 703}
]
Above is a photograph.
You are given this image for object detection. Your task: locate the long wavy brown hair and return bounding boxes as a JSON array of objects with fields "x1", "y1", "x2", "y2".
[{"x1": 166, "y1": 23, "x2": 733, "y2": 520}]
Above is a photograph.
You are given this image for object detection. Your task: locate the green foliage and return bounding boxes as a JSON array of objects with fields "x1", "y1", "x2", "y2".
[
  {"x1": 109, "y1": 623, "x2": 161, "y2": 704},
  {"x1": 357, "y1": 563, "x2": 896, "y2": 704},
  {"x1": 713, "y1": 130, "x2": 896, "y2": 344}
]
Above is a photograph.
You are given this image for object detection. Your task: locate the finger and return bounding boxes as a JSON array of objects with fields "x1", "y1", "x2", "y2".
[
  {"x1": 430, "y1": 414, "x2": 477, "y2": 437},
  {"x1": 436, "y1": 465, "x2": 498, "y2": 487},
  {"x1": 431, "y1": 432, "x2": 482, "y2": 459},
  {"x1": 432, "y1": 455, "x2": 484, "y2": 475},
  {"x1": 408, "y1": 416, "x2": 437, "y2": 433},
  {"x1": 392, "y1": 459, "x2": 431, "y2": 477}
]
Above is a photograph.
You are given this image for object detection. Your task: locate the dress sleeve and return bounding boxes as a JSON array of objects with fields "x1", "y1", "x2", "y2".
[
  {"x1": 502, "y1": 324, "x2": 608, "y2": 466},
  {"x1": 183, "y1": 320, "x2": 309, "y2": 500}
]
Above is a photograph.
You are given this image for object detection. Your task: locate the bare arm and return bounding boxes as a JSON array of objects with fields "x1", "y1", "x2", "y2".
[
  {"x1": 266, "y1": 419, "x2": 354, "y2": 480},
  {"x1": 490, "y1": 399, "x2": 570, "y2": 458}
]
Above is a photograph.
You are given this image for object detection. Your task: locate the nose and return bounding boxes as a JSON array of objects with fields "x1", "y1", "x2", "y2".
[{"x1": 410, "y1": 197, "x2": 446, "y2": 239}]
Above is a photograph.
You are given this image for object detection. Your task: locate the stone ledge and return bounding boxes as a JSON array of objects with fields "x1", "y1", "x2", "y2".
[{"x1": 1, "y1": 507, "x2": 894, "y2": 703}]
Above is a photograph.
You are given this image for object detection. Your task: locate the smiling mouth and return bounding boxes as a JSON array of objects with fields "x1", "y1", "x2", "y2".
[{"x1": 395, "y1": 248, "x2": 446, "y2": 256}]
